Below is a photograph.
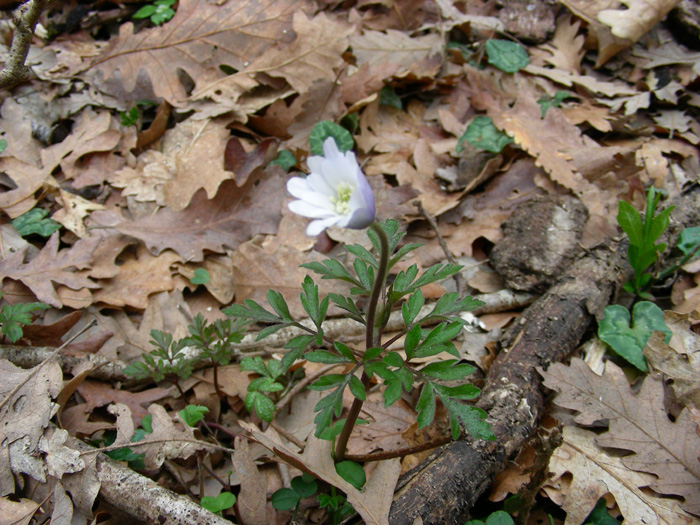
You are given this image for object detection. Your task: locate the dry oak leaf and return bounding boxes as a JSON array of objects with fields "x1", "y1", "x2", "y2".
[
  {"x1": 545, "y1": 426, "x2": 696, "y2": 525},
  {"x1": 524, "y1": 64, "x2": 638, "y2": 97},
  {"x1": 142, "y1": 404, "x2": 209, "y2": 469},
  {"x1": 542, "y1": 358, "x2": 700, "y2": 516},
  {"x1": 0, "y1": 233, "x2": 99, "y2": 308},
  {"x1": 0, "y1": 158, "x2": 56, "y2": 218},
  {"x1": 91, "y1": 168, "x2": 285, "y2": 262},
  {"x1": 534, "y1": 14, "x2": 586, "y2": 73},
  {"x1": 243, "y1": 11, "x2": 355, "y2": 95},
  {"x1": 350, "y1": 29, "x2": 443, "y2": 79},
  {"x1": 0, "y1": 357, "x2": 62, "y2": 492},
  {"x1": 85, "y1": 0, "x2": 308, "y2": 106},
  {"x1": 232, "y1": 437, "x2": 267, "y2": 525},
  {"x1": 39, "y1": 429, "x2": 85, "y2": 479},
  {"x1": 598, "y1": 0, "x2": 682, "y2": 42},
  {"x1": 93, "y1": 245, "x2": 181, "y2": 309},
  {"x1": 53, "y1": 189, "x2": 105, "y2": 239},
  {"x1": 240, "y1": 420, "x2": 401, "y2": 525}
]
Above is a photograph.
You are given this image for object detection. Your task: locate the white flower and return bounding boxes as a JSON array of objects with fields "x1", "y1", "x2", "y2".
[{"x1": 287, "y1": 137, "x2": 375, "y2": 236}]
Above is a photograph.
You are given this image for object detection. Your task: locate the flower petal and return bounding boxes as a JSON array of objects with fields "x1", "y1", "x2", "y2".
[
  {"x1": 307, "y1": 216, "x2": 341, "y2": 236},
  {"x1": 288, "y1": 200, "x2": 335, "y2": 219}
]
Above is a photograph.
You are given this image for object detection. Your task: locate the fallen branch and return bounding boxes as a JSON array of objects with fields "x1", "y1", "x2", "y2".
[
  {"x1": 0, "y1": 0, "x2": 50, "y2": 89},
  {"x1": 389, "y1": 243, "x2": 624, "y2": 523},
  {"x1": 388, "y1": 185, "x2": 700, "y2": 523},
  {"x1": 68, "y1": 437, "x2": 231, "y2": 525}
]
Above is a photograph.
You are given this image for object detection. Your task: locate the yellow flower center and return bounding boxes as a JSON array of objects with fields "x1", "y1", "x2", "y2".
[{"x1": 330, "y1": 184, "x2": 353, "y2": 215}]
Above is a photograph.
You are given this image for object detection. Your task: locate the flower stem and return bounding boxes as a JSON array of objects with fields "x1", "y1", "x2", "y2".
[{"x1": 335, "y1": 221, "x2": 390, "y2": 461}]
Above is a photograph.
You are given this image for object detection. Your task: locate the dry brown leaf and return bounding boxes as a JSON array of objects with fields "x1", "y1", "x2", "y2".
[
  {"x1": 0, "y1": 357, "x2": 62, "y2": 491},
  {"x1": 0, "y1": 233, "x2": 98, "y2": 308},
  {"x1": 245, "y1": 11, "x2": 354, "y2": 94},
  {"x1": 38, "y1": 429, "x2": 84, "y2": 478},
  {"x1": 535, "y1": 14, "x2": 586, "y2": 73},
  {"x1": 350, "y1": 29, "x2": 442, "y2": 79},
  {"x1": 240, "y1": 421, "x2": 401, "y2": 525},
  {"x1": 542, "y1": 358, "x2": 700, "y2": 516},
  {"x1": 347, "y1": 392, "x2": 415, "y2": 456},
  {"x1": 77, "y1": 380, "x2": 173, "y2": 426},
  {"x1": 598, "y1": 0, "x2": 681, "y2": 42},
  {"x1": 143, "y1": 404, "x2": 208, "y2": 469},
  {"x1": 544, "y1": 425, "x2": 696, "y2": 525},
  {"x1": 232, "y1": 437, "x2": 267, "y2": 525},
  {"x1": 524, "y1": 64, "x2": 638, "y2": 97},
  {"x1": 0, "y1": 496, "x2": 40, "y2": 525},
  {"x1": 92, "y1": 168, "x2": 285, "y2": 262},
  {"x1": 85, "y1": 0, "x2": 310, "y2": 106},
  {"x1": 0, "y1": 158, "x2": 55, "y2": 218},
  {"x1": 92, "y1": 245, "x2": 181, "y2": 309},
  {"x1": 53, "y1": 189, "x2": 105, "y2": 239}
]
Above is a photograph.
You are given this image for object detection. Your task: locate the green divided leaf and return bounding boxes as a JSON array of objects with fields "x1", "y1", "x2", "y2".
[
  {"x1": 190, "y1": 268, "x2": 210, "y2": 285},
  {"x1": 200, "y1": 492, "x2": 236, "y2": 514},
  {"x1": 245, "y1": 391, "x2": 276, "y2": 422},
  {"x1": 0, "y1": 138, "x2": 6, "y2": 154},
  {"x1": 179, "y1": 405, "x2": 209, "y2": 427},
  {"x1": 485, "y1": 39, "x2": 529, "y2": 73},
  {"x1": 270, "y1": 149, "x2": 297, "y2": 171},
  {"x1": 598, "y1": 301, "x2": 671, "y2": 372},
  {"x1": 11, "y1": 208, "x2": 61, "y2": 238},
  {"x1": 0, "y1": 298, "x2": 50, "y2": 343},
  {"x1": 291, "y1": 474, "x2": 318, "y2": 498},
  {"x1": 309, "y1": 121, "x2": 354, "y2": 155},
  {"x1": 537, "y1": 90, "x2": 575, "y2": 117},
  {"x1": 457, "y1": 116, "x2": 513, "y2": 154},
  {"x1": 335, "y1": 461, "x2": 366, "y2": 489}
]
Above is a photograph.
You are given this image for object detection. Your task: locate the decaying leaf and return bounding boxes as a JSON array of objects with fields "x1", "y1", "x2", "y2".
[
  {"x1": 544, "y1": 425, "x2": 696, "y2": 525},
  {"x1": 543, "y1": 358, "x2": 700, "y2": 516},
  {"x1": 85, "y1": 0, "x2": 310, "y2": 106},
  {"x1": 240, "y1": 420, "x2": 400, "y2": 525},
  {"x1": 0, "y1": 233, "x2": 99, "y2": 308},
  {"x1": 0, "y1": 357, "x2": 62, "y2": 492},
  {"x1": 91, "y1": 169, "x2": 286, "y2": 262}
]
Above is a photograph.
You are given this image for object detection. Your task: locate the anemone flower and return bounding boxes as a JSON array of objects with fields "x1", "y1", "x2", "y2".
[{"x1": 287, "y1": 137, "x2": 375, "y2": 236}]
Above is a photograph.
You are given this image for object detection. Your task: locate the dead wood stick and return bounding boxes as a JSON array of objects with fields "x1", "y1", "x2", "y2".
[
  {"x1": 389, "y1": 244, "x2": 624, "y2": 524},
  {"x1": 0, "y1": 0, "x2": 50, "y2": 88},
  {"x1": 68, "y1": 437, "x2": 231, "y2": 525}
]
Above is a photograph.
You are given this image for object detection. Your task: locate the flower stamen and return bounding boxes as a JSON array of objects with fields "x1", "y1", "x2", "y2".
[{"x1": 330, "y1": 183, "x2": 353, "y2": 215}]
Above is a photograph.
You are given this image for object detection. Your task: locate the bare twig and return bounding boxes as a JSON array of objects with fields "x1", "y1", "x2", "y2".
[
  {"x1": 0, "y1": 0, "x2": 51, "y2": 89},
  {"x1": 413, "y1": 200, "x2": 465, "y2": 296}
]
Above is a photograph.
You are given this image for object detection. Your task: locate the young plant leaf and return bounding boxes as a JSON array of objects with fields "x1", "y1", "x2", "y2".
[
  {"x1": 200, "y1": 492, "x2": 236, "y2": 513},
  {"x1": 485, "y1": 39, "x2": 529, "y2": 73},
  {"x1": 598, "y1": 301, "x2": 671, "y2": 372},
  {"x1": 179, "y1": 405, "x2": 209, "y2": 427},
  {"x1": 335, "y1": 461, "x2": 366, "y2": 490},
  {"x1": 309, "y1": 121, "x2": 354, "y2": 155},
  {"x1": 416, "y1": 382, "x2": 436, "y2": 428},
  {"x1": 270, "y1": 488, "x2": 299, "y2": 510},
  {"x1": 457, "y1": 117, "x2": 513, "y2": 154}
]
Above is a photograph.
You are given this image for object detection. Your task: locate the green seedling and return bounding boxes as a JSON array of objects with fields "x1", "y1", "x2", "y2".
[
  {"x1": 190, "y1": 268, "x2": 210, "y2": 285},
  {"x1": 466, "y1": 510, "x2": 514, "y2": 525},
  {"x1": 179, "y1": 404, "x2": 209, "y2": 427},
  {"x1": 485, "y1": 39, "x2": 529, "y2": 73},
  {"x1": 11, "y1": 208, "x2": 61, "y2": 238},
  {"x1": 133, "y1": 0, "x2": 176, "y2": 25},
  {"x1": 0, "y1": 293, "x2": 50, "y2": 343},
  {"x1": 617, "y1": 186, "x2": 674, "y2": 298},
  {"x1": 538, "y1": 90, "x2": 576, "y2": 117},
  {"x1": 598, "y1": 301, "x2": 671, "y2": 372},
  {"x1": 200, "y1": 492, "x2": 236, "y2": 515},
  {"x1": 457, "y1": 116, "x2": 513, "y2": 154}
]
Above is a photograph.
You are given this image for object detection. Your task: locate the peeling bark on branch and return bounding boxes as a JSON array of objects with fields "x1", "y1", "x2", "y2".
[
  {"x1": 390, "y1": 245, "x2": 624, "y2": 524},
  {"x1": 0, "y1": 0, "x2": 50, "y2": 89},
  {"x1": 69, "y1": 438, "x2": 231, "y2": 525}
]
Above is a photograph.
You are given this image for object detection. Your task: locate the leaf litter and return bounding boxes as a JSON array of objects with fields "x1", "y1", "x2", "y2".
[{"x1": 1, "y1": 0, "x2": 700, "y2": 523}]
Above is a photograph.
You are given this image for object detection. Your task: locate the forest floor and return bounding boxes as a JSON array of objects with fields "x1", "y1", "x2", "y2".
[{"x1": 0, "y1": 0, "x2": 699, "y2": 524}]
